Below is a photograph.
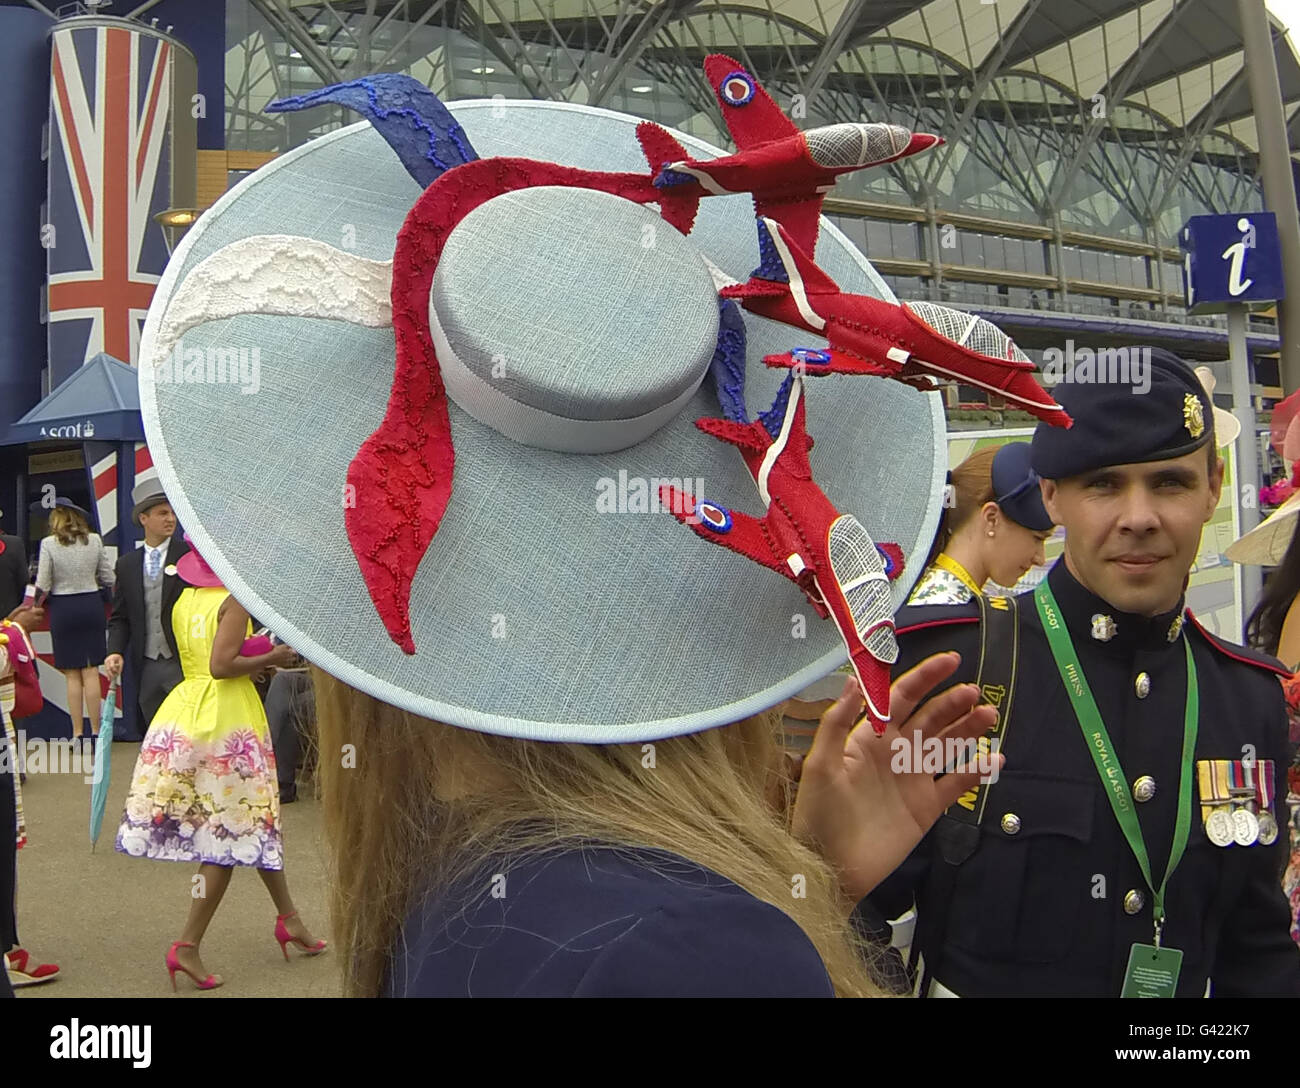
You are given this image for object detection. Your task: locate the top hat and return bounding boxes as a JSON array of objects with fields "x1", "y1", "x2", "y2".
[
  {"x1": 131, "y1": 471, "x2": 172, "y2": 525},
  {"x1": 132, "y1": 63, "x2": 992, "y2": 743}
]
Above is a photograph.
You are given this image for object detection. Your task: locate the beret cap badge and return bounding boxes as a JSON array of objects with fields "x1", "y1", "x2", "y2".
[{"x1": 1183, "y1": 393, "x2": 1205, "y2": 439}]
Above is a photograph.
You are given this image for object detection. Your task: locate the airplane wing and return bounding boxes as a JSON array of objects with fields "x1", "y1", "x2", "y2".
[
  {"x1": 762, "y1": 344, "x2": 899, "y2": 379},
  {"x1": 703, "y1": 54, "x2": 799, "y2": 151},
  {"x1": 696, "y1": 415, "x2": 772, "y2": 455},
  {"x1": 660, "y1": 488, "x2": 792, "y2": 581}
]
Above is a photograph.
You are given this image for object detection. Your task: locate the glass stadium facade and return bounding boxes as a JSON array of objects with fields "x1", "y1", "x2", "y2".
[{"x1": 222, "y1": 0, "x2": 1299, "y2": 357}]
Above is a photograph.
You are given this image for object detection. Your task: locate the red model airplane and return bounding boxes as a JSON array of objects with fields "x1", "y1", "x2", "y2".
[
  {"x1": 636, "y1": 53, "x2": 940, "y2": 249},
  {"x1": 661, "y1": 372, "x2": 903, "y2": 733},
  {"x1": 721, "y1": 217, "x2": 1072, "y2": 427}
]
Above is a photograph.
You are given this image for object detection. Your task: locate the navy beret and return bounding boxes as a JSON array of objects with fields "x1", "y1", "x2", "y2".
[
  {"x1": 991, "y1": 442, "x2": 1053, "y2": 531},
  {"x1": 1031, "y1": 347, "x2": 1213, "y2": 480}
]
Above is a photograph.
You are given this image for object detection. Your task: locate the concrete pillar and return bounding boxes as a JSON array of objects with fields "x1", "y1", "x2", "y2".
[{"x1": 1238, "y1": 0, "x2": 1300, "y2": 394}]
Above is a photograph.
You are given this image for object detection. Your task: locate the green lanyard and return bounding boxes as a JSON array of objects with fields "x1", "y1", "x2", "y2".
[{"x1": 1033, "y1": 581, "x2": 1198, "y2": 947}]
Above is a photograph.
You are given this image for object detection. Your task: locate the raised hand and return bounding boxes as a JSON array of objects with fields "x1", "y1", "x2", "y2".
[{"x1": 791, "y1": 652, "x2": 1002, "y2": 906}]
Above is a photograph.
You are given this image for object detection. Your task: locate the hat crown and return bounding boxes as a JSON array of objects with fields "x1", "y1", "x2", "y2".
[
  {"x1": 430, "y1": 187, "x2": 719, "y2": 452},
  {"x1": 131, "y1": 472, "x2": 166, "y2": 507}
]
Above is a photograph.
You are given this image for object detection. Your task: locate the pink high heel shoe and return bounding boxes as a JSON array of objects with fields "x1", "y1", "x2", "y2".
[
  {"x1": 275, "y1": 911, "x2": 327, "y2": 960},
  {"x1": 165, "y1": 941, "x2": 222, "y2": 991}
]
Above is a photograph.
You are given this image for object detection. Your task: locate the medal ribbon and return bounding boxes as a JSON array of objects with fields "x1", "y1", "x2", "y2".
[
  {"x1": 1257, "y1": 760, "x2": 1274, "y2": 811},
  {"x1": 1035, "y1": 582, "x2": 1197, "y2": 945},
  {"x1": 1197, "y1": 761, "x2": 1220, "y2": 803},
  {"x1": 1215, "y1": 760, "x2": 1233, "y2": 802}
]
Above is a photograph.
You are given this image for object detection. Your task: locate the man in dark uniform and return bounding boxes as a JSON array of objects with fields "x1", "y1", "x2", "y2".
[{"x1": 872, "y1": 348, "x2": 1300, "y2": 997}]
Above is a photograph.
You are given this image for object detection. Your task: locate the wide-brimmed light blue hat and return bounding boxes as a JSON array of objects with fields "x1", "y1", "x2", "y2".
[{"x1": 137, "y1": 86, "x2": 947, "y2": 743}]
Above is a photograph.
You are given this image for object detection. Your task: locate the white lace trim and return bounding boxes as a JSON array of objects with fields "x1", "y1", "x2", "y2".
[{"x1": 148, "y1": 235, "x2": 392, "y2": 368}]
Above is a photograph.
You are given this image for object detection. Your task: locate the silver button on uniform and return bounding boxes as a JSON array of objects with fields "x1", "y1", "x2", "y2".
[
  {"x1": 1000, "y1": 813, "x2": 1021, "y2": 835},
  {"x1": 1133, "y1": 775, "x2": 1157, "y2": 803},
  {"x1": 1123, "y1": 889, "x2": 1145, "y2": 915},
  {"x1": 1135, "y1": 672, "x2": 1151, "y2": 699}
]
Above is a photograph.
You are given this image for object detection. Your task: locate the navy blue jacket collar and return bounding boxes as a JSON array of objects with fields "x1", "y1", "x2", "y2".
[{"x1": 1045, "y1": 556, "x2": 1186, "y2": 658}]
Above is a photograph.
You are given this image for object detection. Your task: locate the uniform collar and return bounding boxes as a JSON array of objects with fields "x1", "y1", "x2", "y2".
[{"x1": 1045, "y1": 557, "x2": 1187, "y2": 656}]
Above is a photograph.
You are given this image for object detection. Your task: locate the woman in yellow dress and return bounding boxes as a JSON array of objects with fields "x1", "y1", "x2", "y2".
[
  {"x1": 907, "y1": 442, "x2": 1056, "y2": 606},
  {"x1": 115, "y1": 540, "x2": 325, "y2": 990}
]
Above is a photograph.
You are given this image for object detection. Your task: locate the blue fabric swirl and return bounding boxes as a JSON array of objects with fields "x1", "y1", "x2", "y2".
[{"x1": 267, "y1": 74, "x2": 477, "y2": 188}]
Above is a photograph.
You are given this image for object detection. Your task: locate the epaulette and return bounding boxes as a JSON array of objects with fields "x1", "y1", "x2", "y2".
[
  {"x1": 1185, "y1": 610, "x2": 1291, "y2": 678},
  {"x1": 895, "y1": 599, "x2": 981, "y2": 636}
]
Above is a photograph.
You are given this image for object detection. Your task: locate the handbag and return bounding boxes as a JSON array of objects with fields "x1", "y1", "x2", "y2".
[{"x1": 0, "y1": 620, "x2": 43, "y2": 719}]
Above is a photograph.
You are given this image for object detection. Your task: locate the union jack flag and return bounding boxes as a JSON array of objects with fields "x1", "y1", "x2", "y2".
[{"x1": 47, "y1": 24, "x2": 173, "y2": 380}]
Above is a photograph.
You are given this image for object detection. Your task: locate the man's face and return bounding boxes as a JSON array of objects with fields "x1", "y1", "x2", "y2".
[
  {"x1": 139, "y1": 502, "x2": 176, "y2": 541},
  {"x1": 1040, "y1": 447, "x2": 1223, "y2": 617}
]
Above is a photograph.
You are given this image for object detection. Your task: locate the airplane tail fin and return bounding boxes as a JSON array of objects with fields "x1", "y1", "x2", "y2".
[
  {"x1": 637, "y1": 122, "x2": 700, "y2": 234},
  {"x1": 719, "y1": 217, "x2": 842, "y2": 309},
  {"x1": 637, "y1": 121, "x2": 689, "y2": 178},
  {"x1": 756, "y1": 217, "x2": 841, "y2": 296}
]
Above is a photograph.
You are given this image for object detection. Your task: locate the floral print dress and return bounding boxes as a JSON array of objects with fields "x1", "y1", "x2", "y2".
[{"x1": 115, "y1": 586, "x2": 281, "y2": 868}]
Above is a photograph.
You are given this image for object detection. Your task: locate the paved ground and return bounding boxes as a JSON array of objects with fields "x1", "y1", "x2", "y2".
[{"x1": 10, "y1": 740, "x2": 338, "y2": 999}]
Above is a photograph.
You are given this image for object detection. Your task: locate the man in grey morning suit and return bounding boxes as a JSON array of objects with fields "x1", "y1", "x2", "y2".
[{"x1": 105, "y1": 473, "x2": 190, "y2": 738}]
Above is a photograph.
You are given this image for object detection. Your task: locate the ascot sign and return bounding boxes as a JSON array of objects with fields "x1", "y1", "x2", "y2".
[
  {"x1": 36, "y1": 420, "x2": 96, "y2": 439},
  {"x1": 1180, "y1": 212, "x2": 1285, "y2": 312}
]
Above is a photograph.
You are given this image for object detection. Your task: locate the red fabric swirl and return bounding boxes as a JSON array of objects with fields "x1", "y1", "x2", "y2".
[{"x1": 348, "y1": 158, "x2": 663, "y2": 651}]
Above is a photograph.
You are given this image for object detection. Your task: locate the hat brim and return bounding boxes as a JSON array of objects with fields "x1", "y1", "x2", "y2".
[
  {"x1": 30, "y1": 500, "x2": 92, "y2": 524},
  {"x1": 1226, "y1": 492, "x2": 1300, "y2": 567},
  {"x1": 131, "y1": 493, "x2": 169, "y2": 525},
  {"x1": 1213, "y1": 406, "x2": 1240, "y2": 447},
  {"x1": 175, "y1": 551, "x2": 224, "y2": 588},
  {"x1": 140, "y1": 101, "x2": 947, "y2": 743}
]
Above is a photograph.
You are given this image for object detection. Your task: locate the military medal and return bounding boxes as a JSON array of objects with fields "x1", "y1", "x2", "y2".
[
  {"x1": 1229, "y1": 762, "x2": 1259, "y2": 846},
  {"x1": 1231, "y1": 808, "x2": 1259, "y2": 846},
  {"x1": 1255, "y1": 759, "x2": 1279, "y2": 846},
  {"x1": 1206, "y1": 807, "x2": 1235, "y2": 847},
  {"x1": 1197, "y1": 761, "x2": 1236, "y2": 847}
]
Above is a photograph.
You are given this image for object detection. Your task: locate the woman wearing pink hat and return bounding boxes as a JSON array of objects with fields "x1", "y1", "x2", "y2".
[{"x1": 114, "y1": 537, "x2": 325, "y2": 990}]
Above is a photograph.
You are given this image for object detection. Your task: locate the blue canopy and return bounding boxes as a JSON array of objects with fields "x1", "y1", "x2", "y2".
[{"x1": 1, "y1": 353, "x2": 144, "y2": 445}]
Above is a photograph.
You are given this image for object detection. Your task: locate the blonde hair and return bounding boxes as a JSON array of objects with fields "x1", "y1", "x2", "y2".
[
  {"x1": 48, "y1": 507, "x2": 90, "y2": 546},
  {"x1": 926, "y1": 447, "x2": 997, "y2": 568},
  {"x1": 313, "y1": 667, "x2": 890, "y2": 997}
]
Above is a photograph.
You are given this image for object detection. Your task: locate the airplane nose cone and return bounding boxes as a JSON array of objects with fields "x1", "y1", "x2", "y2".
[
  {"x1": 903, "y1": 132, "x2": 943, "y2": 157},
  {"x1": 805, "y1": 123, "x2": 944, "y2": 168},
  {"x1": 859, "y1": 124, "x2": 939, "y2": 165},
  {"x1": 804, "y1": 123, "x2": 870, "y2": 168}
]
